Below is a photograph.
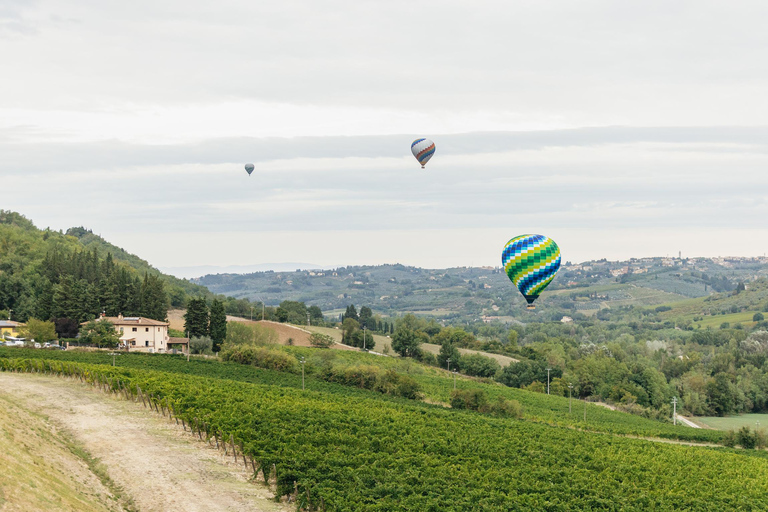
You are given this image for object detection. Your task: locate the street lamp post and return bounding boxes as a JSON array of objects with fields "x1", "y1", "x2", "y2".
[
  {"x1": 300, "y1": 357, "x2": 305, "y2": 390},
  {"x1": 672, "y1": 397, "x2": 677, "y2": 425},
  {"x1": 568, "y1": 383, "x2": 573, "y2": 414}
]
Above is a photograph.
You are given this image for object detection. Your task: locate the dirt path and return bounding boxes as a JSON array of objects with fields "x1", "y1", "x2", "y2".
[{"x1": 0, "y1": 373, "x2": 290, "y2": 512}]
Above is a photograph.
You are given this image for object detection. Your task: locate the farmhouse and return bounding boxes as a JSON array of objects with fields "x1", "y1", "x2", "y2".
[
  {"x1": 88, "y1": 314, "x2": 171, "y2": 353},
  {"x1": 0, "y1": 320, "x2": 23, "y2": 339}
]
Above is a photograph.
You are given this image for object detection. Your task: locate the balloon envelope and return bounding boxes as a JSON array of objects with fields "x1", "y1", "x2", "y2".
[
  {"x1": 245, "y1": 163, "x2": 254, "y2": 175},
  {"x1": 502, "y1": 234, "x2": 561, "y2": 308},
  {"x1": 411, "y1": 138, "x2": 435, "y2": 168}
]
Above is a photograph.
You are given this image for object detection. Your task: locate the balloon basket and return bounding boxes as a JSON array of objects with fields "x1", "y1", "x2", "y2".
[{"x1": 526, "y1": 305, "x2": 536, "y2": 310}]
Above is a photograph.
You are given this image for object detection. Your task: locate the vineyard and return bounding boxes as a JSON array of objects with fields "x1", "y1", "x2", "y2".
[
  {"x1": 0, "y1": 354, "x2": 766, "y2": 511},
  {"x1": 0, "y1": 347, "x2": 724, "y2": 444}
]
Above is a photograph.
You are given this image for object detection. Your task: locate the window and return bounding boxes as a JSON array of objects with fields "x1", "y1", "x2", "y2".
[
  {"x1": 120, "y1": 327, "x2": 124, "y2": 332},
  {"x1": 145, "y1": 327, "x2": 149, "y2": 332},
  {"x1": 132, "y1": 327, "x2": 137, "y2": 332}
]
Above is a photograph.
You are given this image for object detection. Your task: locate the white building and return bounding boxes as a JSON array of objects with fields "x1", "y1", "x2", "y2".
[{"x1": 88, "y1": 314, "x2": 171, "y2": 353}]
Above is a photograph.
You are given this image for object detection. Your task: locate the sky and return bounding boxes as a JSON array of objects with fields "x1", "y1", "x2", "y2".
[{"x1": 2, "y1": 0, "x2": 768, "y2": 278}]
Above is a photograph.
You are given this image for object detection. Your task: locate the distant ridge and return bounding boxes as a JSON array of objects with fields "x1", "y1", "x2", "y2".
[{"x1": 160, "y1": 263, "x2": 329, "y2": 279}]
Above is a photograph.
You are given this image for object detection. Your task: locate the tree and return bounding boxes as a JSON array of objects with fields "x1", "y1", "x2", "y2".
[
  {"x1": 80, "y1": 319, "x2": 121, "y2": 348},
  {"x1": 208, "y1": 299, "x2": 227, "y2": 352},
  {"x1": 391, "y1": 327, "x2": 424, "y2": 358},
  {"x1": 437, "y1": 341, "x2": 461, "y2": 371},
  {"x1": 189, "y1": 335, "x2": 213, "y2": 354},
  {"x1": 139, "y1": 273, "x2": 168, "y2": 321},
  {"x1": 308, "y1": 305, "x2": 324, "y2": 324},
  {"x1": 343, "y1": 304, "x2": 358, "y2": 321},
  {"x1": 754, "y1": 312, "x2": 765, "y2": 322},
  {"x1": 276, "y1": 300, "x2": 308, "y2": 325},
  {"x1": 341, "y1": 317, "x2": 359, "y2": 345},
  {"x1": 184, "y1": 297, "x2": 209, "y2": 338},
  {"x1": 359, "y1": 306, "x2": 375, "y2": 330},
  {"x1": 460, "y1": 353, "x2": 501, "y2": 378},
  {"x1": 20, "y1": 318, "x2": 57, "y2": 344},
  {"x1": 53, "y1": 317, "x2": 79, "y2": 339},
  {"x1": 310, "y1": 332, "x2": 335, "y2": 348},
  {"x1": 706, "y1": 372, "x2": 742, "y2": 416}
]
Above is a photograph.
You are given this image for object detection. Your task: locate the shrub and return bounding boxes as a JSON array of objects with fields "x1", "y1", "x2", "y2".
[
  {"x1": 220, "y1": 345, "x2": 299, "y2": 372},
  {"x1": 737, "y1": 426, "x2": 757, "y2": 449},
  {"x1": 309, "y1": 332, "x2": 335, "y2": 348},
  {"x1": 450, "y1": 389, "x2": 488, "y2": 411},
  {"x1": 482, "y1": 396, "x2": 524, "y2": 419},
  {"x1": 320, "y1": 364, "x2": 422, "y2": 399},
  {"x1": 189, "y1": 335, "x2": 213, "y2": 354}
]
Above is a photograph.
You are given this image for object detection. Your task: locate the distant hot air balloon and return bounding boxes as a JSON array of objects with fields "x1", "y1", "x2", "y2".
[
  {"x1": 502, "y1": 234, "x2": 561, "y2": 310},
  {"x1": 245, "y1": 163, "x2": 255, "y2": 176},
  {"x1": 411, "y1": 138, "x2": 435, "y2": 168}
]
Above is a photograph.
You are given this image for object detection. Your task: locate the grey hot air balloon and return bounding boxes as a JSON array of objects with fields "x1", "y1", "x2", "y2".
[{"x1": 245, "y1": 163, "x2": 255, "y2": 176}]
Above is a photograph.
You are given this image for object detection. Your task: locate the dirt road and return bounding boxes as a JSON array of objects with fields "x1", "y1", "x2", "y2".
[{"x1": 0, "y1": 373, "x2": 289, "y2": 512}]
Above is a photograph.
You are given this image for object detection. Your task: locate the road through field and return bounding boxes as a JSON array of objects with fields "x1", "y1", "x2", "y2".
[{"x1": 0, "y1": 373, "x2": 290, "y2": 512}]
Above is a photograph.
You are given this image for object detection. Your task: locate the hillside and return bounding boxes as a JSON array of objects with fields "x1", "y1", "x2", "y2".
[
  {"x1": 195, "y1": 257, "x2": 768, "y2": 324},
  {"x1": 0, "y1": 210, "x2": 212, "y2": 323}
]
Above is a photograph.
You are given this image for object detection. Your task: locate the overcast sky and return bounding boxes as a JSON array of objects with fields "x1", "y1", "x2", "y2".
[{"x1": 3, "y1": 1, "x2": 768, "y2": 277}]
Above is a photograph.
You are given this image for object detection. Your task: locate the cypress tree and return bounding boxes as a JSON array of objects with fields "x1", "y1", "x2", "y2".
[
  {"x1": 184, "y1": 297, "x2": 209, "y2": 338},
  {"x1": 209, "y1": 299, "x2": 227, "y2": 352}
]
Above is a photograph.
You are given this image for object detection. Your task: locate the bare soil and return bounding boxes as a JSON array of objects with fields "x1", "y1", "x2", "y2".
[{"x1": 0, "y1": 373, "x2": 290, "y2": 512}]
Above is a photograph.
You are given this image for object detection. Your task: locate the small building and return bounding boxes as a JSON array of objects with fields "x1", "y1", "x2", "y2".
[{"x1": 0, "y1": 320, "x2": 23, "y2": 339}]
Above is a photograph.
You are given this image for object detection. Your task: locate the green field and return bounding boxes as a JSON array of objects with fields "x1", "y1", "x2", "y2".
[
  {"x1": 691, "y1": 311, "x2": 758, "y2": 329},
  {"x1": 695, "y1": 413, "x2": 768, "y2": 430},
  {"x1": 304, "y1": 325, "x2": 517, "y2": 365},
  {"x1": 0, "y1": 353, "x2": 765, "y2": 511},
  {"x1": 0, "y1": 347, "x2": 723, "y2": 443}
]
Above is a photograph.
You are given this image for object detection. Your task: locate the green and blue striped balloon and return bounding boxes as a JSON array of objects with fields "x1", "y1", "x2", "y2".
[{"x1": 502, "y1": 234, "x2": 561, "y2": 309}]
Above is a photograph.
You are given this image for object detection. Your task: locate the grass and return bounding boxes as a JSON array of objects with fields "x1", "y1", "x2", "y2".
[
  {"x1": 695, "y1": 413, "x2": 768, "y2": 431},
  {"x1": 0, "y1": 391, "x2": 119, "y2": 512},
  {"x1": 690, "y1": 311, "x2": 758, "y2": 329}
]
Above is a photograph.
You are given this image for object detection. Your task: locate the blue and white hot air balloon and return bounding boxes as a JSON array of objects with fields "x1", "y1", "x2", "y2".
[{"x1": 411, "y1": 138, "x2": 435, "y2": 169}]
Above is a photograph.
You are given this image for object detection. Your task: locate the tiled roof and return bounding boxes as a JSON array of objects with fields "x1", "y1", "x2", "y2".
[{"x1": 81, "y1": 316, "x2": 169, "y2": 327}]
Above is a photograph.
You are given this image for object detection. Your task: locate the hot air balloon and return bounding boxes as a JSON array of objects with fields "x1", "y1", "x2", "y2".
[
  {"x1": 411, "y1": 138, "x2": 435, "y2": 168},
  {"x1": 502, "y1": 234, "x2": 561, "y2": 310},
  {"x1": 245, "y1": 163, "x2": 255, "y2": 176}
]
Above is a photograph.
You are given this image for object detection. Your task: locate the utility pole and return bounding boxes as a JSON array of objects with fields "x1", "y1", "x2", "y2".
[
  {"x1": 186, "y1": 331, "x2": 190, "y2": 362},
  {"x1": 250, "y1": 306, "x2": 253, "y2": 322},
  {"x1": 7, "y1": 309, "x2": 11, "y2": 321},
  {"x1": 262, "y1": 302, "x2": 265, "y2": 321},
  {"x1": 672, "y1": 397, "x2": 677, "y2": 425},
  {"x1": 300, "y1": 357, "x2": 306, "y2": 390},
  {"x1": 546, "y1": 368, "x2": 552, "y2": 395},
  {"x1": 453, "y1": 370, "x2": 457, "y2": 390},
  {"x1": 446, "y1": 358, "x2": 451, "y2": 372},
  {"x1": 363, "y1": 326, "x2": 366, "y2": 351},
  {"x1": 568, "y1": 383, "x2": 573, "y2": 415},
  {"x1": 307, "y1": 312, "x2": 311, "y2": 326},
  {"x1": 583, "y1": 398, "x2": 587, "y2": 422}
]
